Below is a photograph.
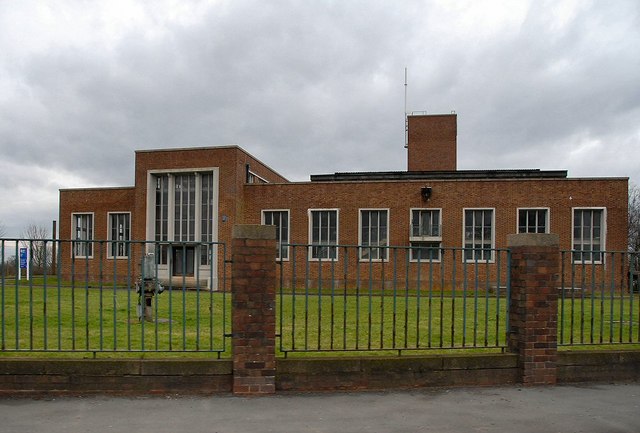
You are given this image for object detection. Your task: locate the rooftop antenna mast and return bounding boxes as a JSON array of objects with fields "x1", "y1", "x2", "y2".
[{"x1": 404, "y1": 67, "x2": 408, "y2": 149}]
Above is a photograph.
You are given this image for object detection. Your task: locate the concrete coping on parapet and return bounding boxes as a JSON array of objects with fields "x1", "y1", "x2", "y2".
[
  {"x1": 232, "y1": 224, "x2": 276, "y2": 240},
  {"x1": 507, "y1": 233, "x2": 559, "y2": 247}
]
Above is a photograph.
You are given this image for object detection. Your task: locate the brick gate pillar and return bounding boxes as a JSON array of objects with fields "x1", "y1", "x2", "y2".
[
  {"x1": 231, "y1": 225, "x2": 277, "y2": 395},
  {"x1": 507, "y1": 233, "x2": 559, "y2": 386}
]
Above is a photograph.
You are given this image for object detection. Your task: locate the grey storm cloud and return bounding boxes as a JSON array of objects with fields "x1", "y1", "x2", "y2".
[{"x1": 0, "y1": 0, "x2": 639, "y2": 237}]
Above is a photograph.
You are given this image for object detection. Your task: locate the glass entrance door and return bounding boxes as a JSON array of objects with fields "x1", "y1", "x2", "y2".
[{"x1": 172, "y1": 246, "x2": 195, "y2": 277}]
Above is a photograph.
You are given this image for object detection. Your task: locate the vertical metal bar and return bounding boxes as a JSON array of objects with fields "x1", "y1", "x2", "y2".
[
  {"x1": 505, "y1": 249, "x2": 511, "y2": 337},
  {"x1": 316, "y1": 254, "x2": 323, "y2": 351},
  {"x1": 181, "y1": 244, "x2": 187, "y2": 351},
  {"x1": 440, "y1": 248, "x2": 445, "y2": 347},
  {"x1": 113, "y1": 242, "x2": 118, "y2": 351},
  {"x1": 99, "y1": 240, "x2": 104, "y2": 351},
  {"x1": 84, "y1": 246, "x2": 90, "y2": 351},
  {"x1": 589, "y1": 254, "x2": 596, "y2": 344},
  {"x1": 405, "y1": 248, "x2": 411, "y2": 349},
  {"x1": 42, "y1": 240, "x2": 48, "y2": 351},
  {"x1": 618, "y1": 252, "x2": 624, "y2": 343},
  {"x1": 415, "y1": 249, "x2": 422, "y2": 349},
  {"x1": 291, "y1": 245, "x2": 297, "y2": 352},
  {"x1": 570, "y1": 253, "x2": 576, "y2": 345},
  {"x1": 355, "y1": 249, "x2": 361, "y2": 350},
  {"x1": 560, "y1": 252, "x2": 566, "y2": 345},
  {"x1": 392, "y1": 248, "x2": 398, "y2": 349},
  {"x1": 28, "y1": 241, "x2": 34, "y2": 350},
  {"x1": 380, "y1": 249, "x2": 385, "y2": 350},
  {"x1": 278, "y1": 247, "x2": 284, "y2": 353},
  {"x1": 579, "y1": 255, "x2": 586, "y2": 344},
  {"x1": 14, "y1": 242, "x2": 19, "y2": 350},
  {"x1": 167, "y1": 244, "x2": 173, "y2": 351},
  {"x1": 209, "y1": 243, "x2": 214, "y2": 351},
  {"x1": 330, "y1": 251, "x2": 336, "y2": 350},
  {"x1": 495, "y1": 249, "x2": 502, "y2": 347},
  {"x1": 367, "y1": 253, "x2": 373, "y2": 350},
  {"x1": 462, "y1": 251, "x2": 468, "y2": 347},
  {"x1": 628, "y1": 252, "x2": 635, "y2": 343},
  {"x1": 0, "y1": 240, "x2": 5, "y2": 351},
  {"x1": 451, "y1": 249, "x2": 457, "y2": 348},
  {"x1": 609, "y1": 253, "x2": 615, "y2": 343},
  {"x1": 427, "y1": 247, "x2": 434, "y2": 348},
  {"x1": 195, "y1": 245, "x2": 201, "y2": 351},
  {"x1": 127, "y1": 243, "x2": 132, "y2": 351},
  {"x1": 599, "y1": 251, "x2": 605, "y2": 344},
  {"x1": 342, "y1": 246, "x2": 348, "y2": 350},
  {"x1": 71, "y1": 242, "x2": 76, "y2": 351},
  {"x1": 154, "y1": 246, "x2": 160, "y2": 351},
  {"x1": 484, "y1": 255, "x2": 490, "y2": 347},
  {"x1": 473, "y1": 256, "x2": 479, "y2": 347},
  {"x1": 57, "y1": 241, "x2": 62, "y2": 351},
  {"x1": 304, "y1": 246, "x2": 310, "y2": 351},
  {"x1": 222, "y1": 243, "x2": 228, "y2": 354}
]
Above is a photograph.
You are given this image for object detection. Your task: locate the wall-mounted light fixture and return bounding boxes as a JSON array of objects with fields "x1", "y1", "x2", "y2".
[{"x1": 421, "y1": 186, "x2": 432, "y2": 201}]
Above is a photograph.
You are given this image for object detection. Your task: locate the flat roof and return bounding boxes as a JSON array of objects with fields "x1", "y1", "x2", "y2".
[{"x1": 310, "y1": 169, "x2": 569, "y2": 182}]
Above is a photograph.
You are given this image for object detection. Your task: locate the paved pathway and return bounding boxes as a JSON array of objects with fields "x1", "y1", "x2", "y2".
[{"x1": 1, "y1": 383, "x2": 639, "y2": 433}]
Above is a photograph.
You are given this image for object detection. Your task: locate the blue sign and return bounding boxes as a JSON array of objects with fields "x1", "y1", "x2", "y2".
[{"x1": 19, "y1": 248, "x2": 28, "y2": 269}]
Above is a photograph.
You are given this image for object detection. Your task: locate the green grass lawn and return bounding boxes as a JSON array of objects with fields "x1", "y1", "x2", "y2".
[{"x1": 1, "y1": 277, "x2": 639, "y2": 358}]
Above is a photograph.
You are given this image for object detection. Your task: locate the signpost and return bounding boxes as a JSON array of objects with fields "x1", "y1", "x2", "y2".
[{"x1": 18, "y1": 247, "x2": 29, "y2": 281}]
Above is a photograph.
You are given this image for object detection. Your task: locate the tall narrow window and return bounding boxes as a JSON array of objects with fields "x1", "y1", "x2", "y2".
[
  {"x1": 360, "y1": 209, "x2": 388, "y2": 261},
  {"x1": 72, "y1": 213, "x2": 93, "y2": 257},
  {"x1": 518, "y1": 208, "x2": 549, "y2": 233},
  {"x1": 155, "y1": 174, "x2": 169, "y2": 264},
  {"x1": 464, "y1": 209, "x2": 494, "y2": 262},
  {"x1": 201, "y1": 173, "x2": 214, "y2": 265},
  {"x1": 108, "y1": 213, "x2": 130, "y2": 258},
  {"x1": 152, "y1": 171, "x2": 216, "y2": 267},
  {"x1": 573, "y1": 208, "x2": 605, "y2": 263},
  {"x1": 174, "y1": 173, "x2": 196, "y2": 242},
  {"x1": 410, "y1": 209, "x2": 442, "y2": 261},
  {"x1": 262, "y1": 210, "x2": 289, "y2": 260},
  {"x1": 309, "y1": 209, "x2": 338, "y2": 260}
]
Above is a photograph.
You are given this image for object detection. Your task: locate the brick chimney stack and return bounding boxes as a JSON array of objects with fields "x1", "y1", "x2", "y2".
[{"x1": 407, "y1": 113, "x2": 457, "y2": 171}]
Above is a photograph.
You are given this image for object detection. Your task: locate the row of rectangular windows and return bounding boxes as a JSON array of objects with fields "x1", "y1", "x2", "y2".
[
  {"x1": 69, "y1": 207, "x2": 606, "y2": 264},
  {"x1": 262, "y1": 207, "x2": 606, "y2": 263}
]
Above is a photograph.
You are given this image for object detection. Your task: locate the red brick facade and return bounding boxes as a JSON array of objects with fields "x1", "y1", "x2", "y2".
[
  {"x1": 407, "y1": 114, "x2": 457, "y2": 171},
  {"x1": 57, "y1": 115, "x2": 629, "y2": 286}
]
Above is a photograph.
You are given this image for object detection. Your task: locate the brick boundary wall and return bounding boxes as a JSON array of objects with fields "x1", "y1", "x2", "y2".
[
  {"x1": 231, "y1": 225, "x2": 277, "y2": 395},
  {"x1": 507, "y1": 233, "x2": 559, "y2": 385},
  {"x1": 0, "y1": 351, "x2": 638, "y2": 395},
  {"x1": 2, "y1": 230, "x2": 640, "y2": 395}
]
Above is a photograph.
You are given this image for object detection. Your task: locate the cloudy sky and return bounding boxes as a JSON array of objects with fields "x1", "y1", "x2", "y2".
[{"x1": 0, "y1": 0, "x2": 638, "y2": 237}]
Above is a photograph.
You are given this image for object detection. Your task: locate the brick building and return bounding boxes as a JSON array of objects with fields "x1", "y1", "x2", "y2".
[{"x1": 58, "y1": 114, "x2": 628, "y2": 289}]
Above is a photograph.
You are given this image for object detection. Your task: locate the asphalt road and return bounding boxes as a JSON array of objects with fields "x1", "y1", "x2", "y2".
[{"x1": 1, "y1": 383, "x2": 639, "y2": 433}]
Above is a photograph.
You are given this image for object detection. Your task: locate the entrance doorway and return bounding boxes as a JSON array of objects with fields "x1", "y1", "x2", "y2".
[{"x1": 172, "y1": 246, "x2": 195, "y2": 277}]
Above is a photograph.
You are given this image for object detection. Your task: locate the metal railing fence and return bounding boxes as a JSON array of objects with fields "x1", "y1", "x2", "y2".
[
  {"x1": 0, "y1": 239, "x2": 229, "y2": 355},
  {"x1": 559, "y1": 250, "x2": 640, "y2": 347},
  {"x1": 276, "y1": 244, "x2": 511, "y2": 355}
]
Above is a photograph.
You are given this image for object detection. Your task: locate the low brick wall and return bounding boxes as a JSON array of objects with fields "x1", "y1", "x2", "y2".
[
  {"x1": 0, "y1": 359, "x2": 232, "y2": 395},
  {"x1": 0, "y1": 351, "x2": 638, "y2": 395},
  {"x1": 277, "y1": 354, "x2": 519, "y2": 391},
  {"x1": 558, "y1": 350, "x2": 640, "y2": 383}
]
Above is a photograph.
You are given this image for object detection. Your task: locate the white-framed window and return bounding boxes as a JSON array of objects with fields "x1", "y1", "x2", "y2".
[
  {"x1": 359, "y1": 209, "x2": 389, "y2": 261},
  {"x1": 410, "y1": 208, "x2": 442, "y2": 261},
  {"x1": 463, "y1": 208, "x2": 494, "y2": 262},
  {"x1": 572, "y1": 207, "x2": 606, "y2": 263},
  {"x1": 72, "y1": 213, "x2": 94, "y2": 258},
  {"x1": 517, "y1": 208, "x2": 549, "y2": 234},
  {"x1": 150, "y1": 170, "x2": 217, "y2": 266},
  {"x1": 309, "y1": 209, "x2": 338, "y2": 260},
  {"x1": 262, "y1": 210, "x2": 290, "y2": 261},
  {"x1": 108, "y1": 213, "x2": 131, "y2": 258}
]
